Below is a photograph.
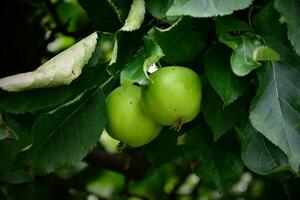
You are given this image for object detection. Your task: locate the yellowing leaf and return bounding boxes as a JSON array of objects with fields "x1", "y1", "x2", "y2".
[
  {"x1": 0, "y1": 32, "x2": 98, "y2": 92},
  {"x1": 253, "y1": 46, "x2": 280, "y2": 62},
  {"x1": 121, "y1": 0, "x2": 145, "y2": 31}
]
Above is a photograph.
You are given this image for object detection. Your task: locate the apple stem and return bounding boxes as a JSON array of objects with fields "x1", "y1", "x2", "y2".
[{"x1": 170, "y1": 118, "x2": 184, "y2": 132}]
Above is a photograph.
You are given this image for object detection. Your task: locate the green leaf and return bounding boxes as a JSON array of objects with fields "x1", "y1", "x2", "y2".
[
  {"x1": 195, "y1": 144, "x2": 244, "y2": 189},
  {"x1": 0, "y1": 87, "x2": 72, "y2": 114},
  {"x1": 204, "y1": 44, "x2": 247, "y2": 105},
  {"x1": 218, "y1": 33, "x2": 242, "y2": 49},
  {"x1": 253, "y1": 1, "x2": 288, "y2": 44},
  {"x1": 145, "y1": 0, "x2": 174, "y2": 20},
  {"x1": 16, "y1": 88, "x2": 106, "y2": 174},
  {"x1": 178, "y1": 123, "x2": 210, "y2": 162},
  {"x1": 121, "y1": 0, "x2": 145, "y2": 31},
  {"x1": 166, "y1": 0, "x2": 254, "y2": 18},
  {"x1": 148, "y1": 17, "x2": 209, "y2": 64},
  {"x1": 202, "y1": 83, "x2": 246, "y2": 141},
  {"x1": 250, "y1": 40, "x2": 300, "y2": 171},
  {"x1": 143, "y1": 36, "x2": 165, "y2": 71},
  {"x1": 216, "y1": 16, "x2": 251, "y2": 35},
  {"x1": 120, "y1": 49, "x2": 146, "y2": 85},
  {"x1": 179, "y1": 123, "x2": 243, "y2": 188},
  {"x1": 109, "y1": 0, "x2": 132, "y2": 23},
  {"x1": 0, "y1": 169, "x2": 33, "y2": 184},
  {"x1": 274, "y1": 0, "x2": 300, "y2": 55},
  {"x1": 0, "y1": 118, "x2": 32, "y2": 183},
  {"x1": 253, "y1": 46, "x2": 280, "y2": 62},
  {"x1": 0, "y1": 32, "x2": 98, "y2": 92},
  {"x1": 78, "y1": 0, "x2": 122, "y2": 32},
  {"x1": 108, "y1": 31, "x2": 143, "y2": 75},
  {"x1": 120, "y1": 37, "x2": 164, "y2": 85},
  {"x1": 71, "y1": 64, "x2": 112, "y2": 98},
  {"x1": 0, "y1": 140, "x2": 23, "y2": 181},
  {"x1": 230, "y1": 36, "x2": 262, "y2": 76},
  {"x1": 237, "y1": 122, "x2": 289, "y2": 175},
  {"x1": 144, "y1": 127, "x2": 180, "y2": 166}
]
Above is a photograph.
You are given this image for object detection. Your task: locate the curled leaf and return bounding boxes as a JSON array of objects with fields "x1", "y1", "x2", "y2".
[
  {"x1": 253, "y1": 46, "x2": 280, "y2": 62},
  {"x1": 121, "y1": 0, "x2": 145, "y2": 31},
  {"x1": 0, "y1": 32, "x2": 98, "y2": 92}
]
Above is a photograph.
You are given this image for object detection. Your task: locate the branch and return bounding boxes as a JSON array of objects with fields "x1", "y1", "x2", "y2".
[{"x1": 84, "y1": 148, "x2": 149, "y2": 180}]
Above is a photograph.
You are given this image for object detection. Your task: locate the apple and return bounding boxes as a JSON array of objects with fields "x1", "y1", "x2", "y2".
[
  {"x1": 106, "y1": 84, "x2": 162, "y2": 147},
  {"x1": 141, "y1": 66, "x2": 202, "y2": 129}
]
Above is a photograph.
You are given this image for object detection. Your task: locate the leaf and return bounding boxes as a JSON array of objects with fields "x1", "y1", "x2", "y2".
[
  {"x1": 16, "y1": 88, "x2": 107, "y2": 174},
  {"x1": 148, "y1": 17, "x2": 209, "y2": 64},
  {"x1": 143, "y1": 36, "x2": 165, "y2": 71},
  {"x1": 0, "y1": 87, "x2": 72, "y2": 114},
  {"x1": 120, "y1": 37, "x2": 164, "y2": 85},
  {"x1": 218, "y1": 33, "x2": 244, "y2": 49},
  {"x1": 0, "y1": 118, "x2": 32, "y2": 183},
  {"x1": 108, "y1": 31, "x2": 143, "y2": 75},
  {"x1": 204, "y1": 43, "x2": 247, "y2": 105},
  {"x1": 253, "y1": 1, "x2": 288, "y2": 45},
  {"x1": 178, "y1": 123, "x2": 210, "y2": 162},
  {"x1": 78, "y1": 0, "x2": 122, "y2": 32},
  {"x1": 71, "y1": 64, "x2": 112, "y2": 97},
  {"x1": 0, "y1": 169, "x2": 33, "y2": 184},
  {"x1": 145, "y1": 0, "x2": 174, "y2": 20},
  {"x1": 274, "y1": 0, "x2": 300, "y2": 55},
  {"x1": 144, "y1": 127, "x2": 180, "y2": 166},
  {"x1": 202, "y1": 83, "x2": 246, "y2": 141},
  {"x1": 195, "y1": 144, "x2": 244, "y2": 189},
  {"x1": 250, "y1": 40, "x2": 300, "y2": 171},
  {"x1": 230, "y1": 36, "x2": 262, "y2": 76},
  {"x1": 237, "y1": 122, "x2": 289, "y2": 175},
  {"x1": 253, "y1": 46, "x2": 280, "y2": 62},
  {"x1": 0, "y1": 140, "x2": 23, "y2": 181},
  {"x1": 215, "y1": 16, "x2": 251, "y2": 35},
  {"x1": 109, "y1": 0, "x2": 132, "y2": 23},
  {"x1": 120, "y1": 49, "x2": 146, "y2": 85},
  {"x1": 121, "y1": 0, "x2": 145, "y2": 31},
  {"x1": 179, "y1": 122, "x2": 243, "y2": 188},
  {"x1": 0, "y1": 32, "x2": 98, "y2": 92},
  {"x1": 166, "y1": 0, "x2": 254, "y2": 18}
]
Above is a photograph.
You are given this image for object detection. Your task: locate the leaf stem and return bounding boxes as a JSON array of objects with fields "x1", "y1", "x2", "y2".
[
  {"x1": 247, "y1": 5, "x2": 254, "y2": 32},
  {"x1": 100, "y1": 76, "x2": 115, "y2": 88}
]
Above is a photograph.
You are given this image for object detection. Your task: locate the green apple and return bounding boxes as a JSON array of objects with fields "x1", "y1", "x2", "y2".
[
  {"x1": 141, "y1": 66, "x2": 202, "y2": 129},
  {"x1": 106, "y1": 84, "x2": 162, "y2": 147}
]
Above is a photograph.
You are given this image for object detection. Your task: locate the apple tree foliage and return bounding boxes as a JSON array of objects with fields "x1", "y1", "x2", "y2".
[{"x1": 0, "y1": 0, "x2": 300, "y2": 199}]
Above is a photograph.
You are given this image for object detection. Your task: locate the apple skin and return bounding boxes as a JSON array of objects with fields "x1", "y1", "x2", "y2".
[
  {"x1": 105, "y1": 84, "x2": 162, "y2": 147},
  {"x1": 141, "y1": 66, "x2": 202, "y2": 126}
]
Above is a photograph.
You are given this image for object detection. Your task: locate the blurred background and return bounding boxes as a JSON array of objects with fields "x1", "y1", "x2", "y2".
[{"x1": 0, "y1": 0, "x2": 300, "y2": 200}]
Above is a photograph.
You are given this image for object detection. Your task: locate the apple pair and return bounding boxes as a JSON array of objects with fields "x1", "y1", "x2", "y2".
[{"x1": 105, "y1": 66, "x2": 202, "y2": 147}]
